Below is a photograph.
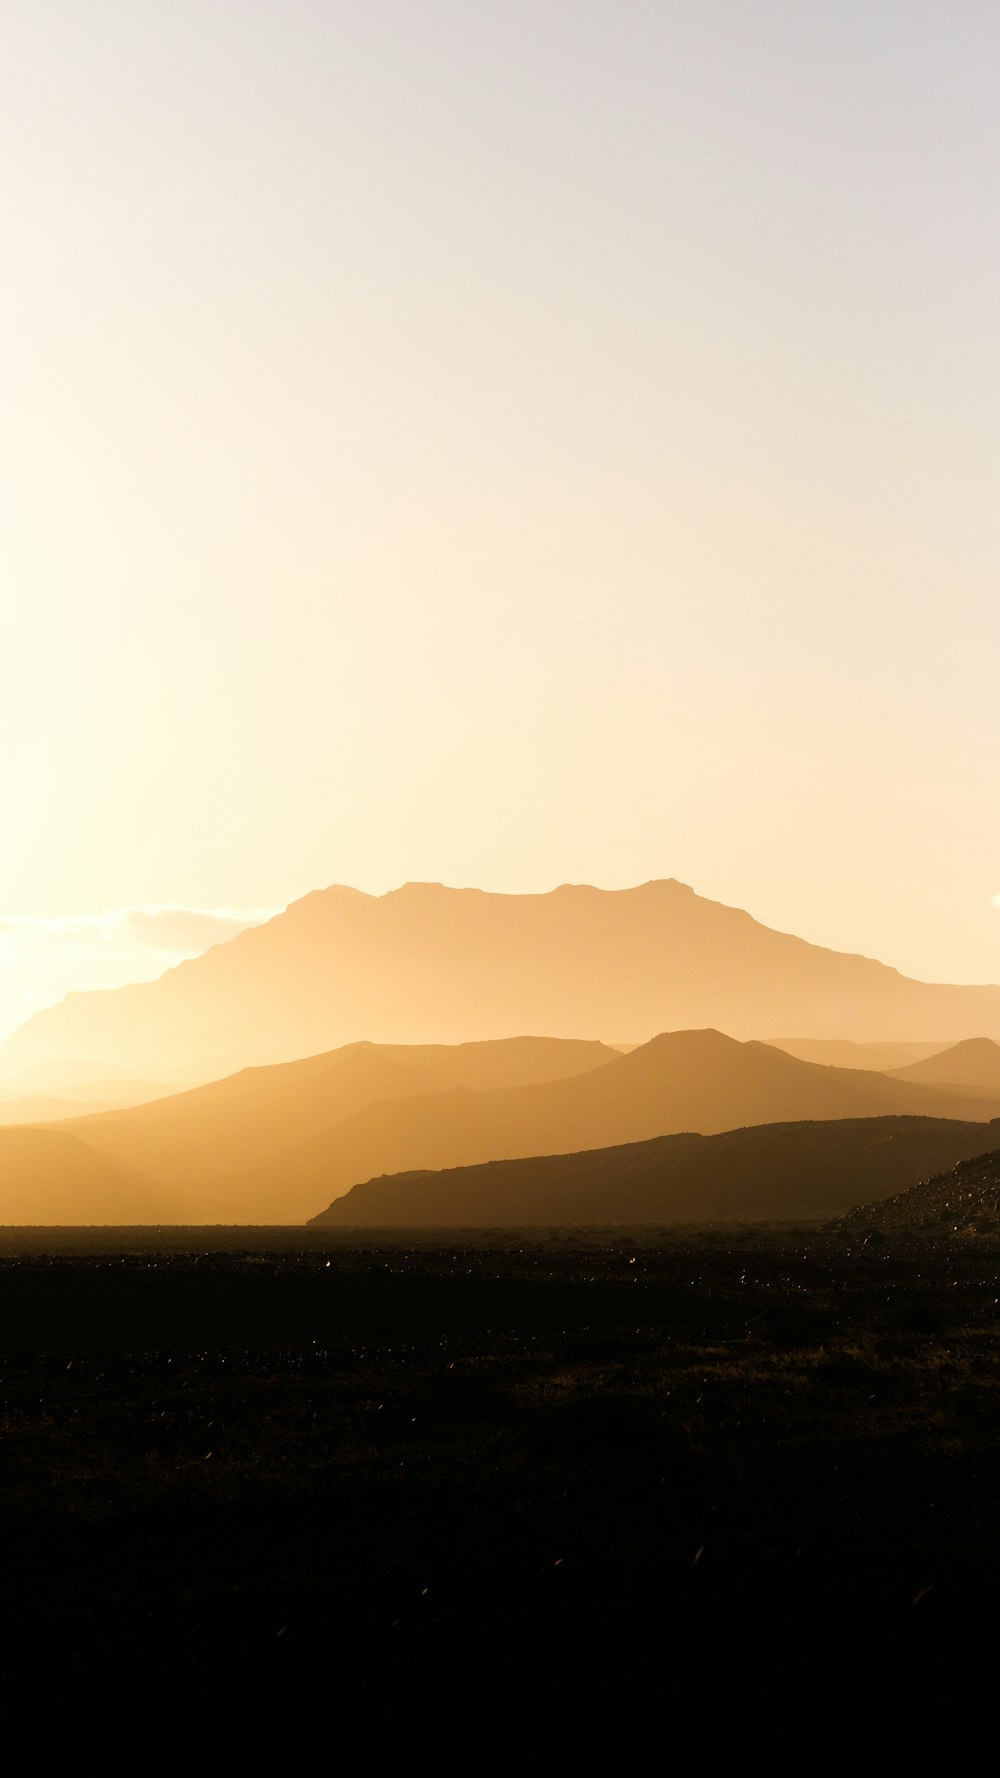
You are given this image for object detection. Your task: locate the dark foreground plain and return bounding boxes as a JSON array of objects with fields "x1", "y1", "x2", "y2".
[{"x1": 3, "y1": 1228, "x2": 1000, "y2": 1771}]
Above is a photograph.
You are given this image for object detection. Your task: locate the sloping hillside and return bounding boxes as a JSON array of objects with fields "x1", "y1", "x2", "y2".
[
  {"x1": 5, "y1": 878, "x2": 1000, "y2": 1079},
  {"x1": 255, "y1": 1028, "x2": 1000, "y2": 1223},
  {"x1": 17, "y1": 1037, "x2": 615, "y2": 1222},
  {"x1": 308, "y1": 1116, "x2": 1000, "y2": 1227},
  {"x1": 12, "y1": 1028, "x2": 1000, "y2": 1226}
]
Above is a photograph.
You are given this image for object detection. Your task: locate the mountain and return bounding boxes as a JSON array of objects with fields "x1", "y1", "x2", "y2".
[
  {"x1": 766, "y1": 1038, "x2": 949, "y2": 1072},
  {"x1": 4, "y1": 880, "x2": 1000, "y2": 1079},
  {"x1": 279, "y1": 1027, "x2": 1000, "y2": 1224},
  {"x1": 0, "y1": 1129, "x2": 187, "y2": 1224},
  {"x1": 9, "y1": 1037, "x2": 616, "y2": 1224},
  {"x1": 888, "y1": 1038, "x2": 1000, "y2": 1092},
  {"x1": 8, "y1": 1027, "x2": 1000, "y2": 1226},
  {"x1": 308, "y1": 1116, "x2": 1000, "y2": 1228},
  {"x1": 840, "y1": 1146, "x2": 1000, "y2": 1236}
]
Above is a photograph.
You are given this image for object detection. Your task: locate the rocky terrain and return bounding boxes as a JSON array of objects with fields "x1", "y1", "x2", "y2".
[{"x1": 842, "y1": 1144, "x2": 1000, "y2": 1235}]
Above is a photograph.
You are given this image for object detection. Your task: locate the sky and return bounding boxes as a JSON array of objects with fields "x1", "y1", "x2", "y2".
[{"x1": 4, "y1": 0, "x2": 1000, "y2": 1033}]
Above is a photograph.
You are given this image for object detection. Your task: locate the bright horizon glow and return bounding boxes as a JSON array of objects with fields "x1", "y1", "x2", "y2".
[
  {"x1": 0, "y1": 904, "x2": 274, "y2": 1042},
  {"x1": 4, "y1": 1, "x2": 1000, "y2": 1006}
]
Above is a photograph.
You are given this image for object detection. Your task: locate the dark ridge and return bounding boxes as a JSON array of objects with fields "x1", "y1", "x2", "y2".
[{"x1": 309, "y1": 1114, "x2": 1000, "y2": 1228}]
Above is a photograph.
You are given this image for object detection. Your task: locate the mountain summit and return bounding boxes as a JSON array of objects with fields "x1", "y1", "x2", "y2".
[{"x1": 3, "y1": 879, "x2": 1000, "y2": 1080}]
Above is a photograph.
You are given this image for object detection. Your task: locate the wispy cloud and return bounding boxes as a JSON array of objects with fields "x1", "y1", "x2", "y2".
[{"x1": 0, "y1": 905, "x2": 275, "y2": 1040}]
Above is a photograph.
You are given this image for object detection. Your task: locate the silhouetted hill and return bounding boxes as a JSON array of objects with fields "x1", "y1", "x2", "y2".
[
  {"x1": 888, "y1": 1039, "x2": 1000, "y2": 1092},
  {"x1": 840, "y1": 1146, "x2": 1000, "y2": 1235},
  {"x1": 13, "y1": 1038, "x2": 615, "y2": 1223},
  {"x1": 275, "y1": 1028, "x2": 1000, "y2": 1224},
  {"x1": 308, "y1": 1116, "x2": 1000, "y2": 1227},
  {"x1": 5, "y1": 879, "x2": 1000, "y2": 1078}
]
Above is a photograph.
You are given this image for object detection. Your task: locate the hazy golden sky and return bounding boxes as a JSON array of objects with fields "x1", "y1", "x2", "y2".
[{"x1": 4, "y1": 1, "x2": 1000, "y2": 1026}]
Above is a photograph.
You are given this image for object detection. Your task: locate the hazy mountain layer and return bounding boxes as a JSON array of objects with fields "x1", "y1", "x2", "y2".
[
  {"x1": 888, "y1": 1038, "x2": 1000, "y2": 1091},
  {"x1": 7, "y1": 1038, "x2": 615, "y2": 1223},
  {"x1": 0, "y1": 1058, "x2": 197, "y2": 1094},
  {"x1": 0, "y1": 1096, "x2": 126, "y2": 1126},
  {"x1": 8, "y1": 1027, "x2": 1000, "y2": 1226},
  {"x1": 766, "y1": 1038, "x2": 950, "y2": 1072},
  {"x1": 308, "y1": 1116, "x2": 1000, "y2": 1228},
  {"x1": 0, "y1": 1129, "x2": 190, "y2": 1224},
  {"x1": 5, "y1": 879, "x2": 1000, "y2": 1079},
  {"x1": 0, "y1": 1079, "x2": 186, "y2": 1126},
  {"x1": 274, "y1": 1029, "x2": 1000, "y2": 1221}
]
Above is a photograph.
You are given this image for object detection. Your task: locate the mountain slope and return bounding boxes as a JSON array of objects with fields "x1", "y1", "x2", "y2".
[
  {"x1": 888, "y1": 1039, "x2": 1000, "y2": 1092},
  {"x1": 9, "y1": 1028, "x2": 1000, "y2": 1226},
  {"x1": 5, "y1": 879, "x2": 1000, "y2": 1078},
  {"x1": 263, "y1": 1027, "x2": 1000, "y2": 1224},
  {"x1": 23, "y1": 1037, "x2": 616, "y2": 1221},
  {"x1": 308, "y1": 1116, "x2": 1000, "y2": 1228}
]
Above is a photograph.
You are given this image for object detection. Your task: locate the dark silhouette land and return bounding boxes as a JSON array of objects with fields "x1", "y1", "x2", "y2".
[
  {"x1": 308, "y1": 1113, "x2": 1000, "y2": 1227},
  {"x1": 2, "y1": 1225, "x2": 999, "y2": 1771}
]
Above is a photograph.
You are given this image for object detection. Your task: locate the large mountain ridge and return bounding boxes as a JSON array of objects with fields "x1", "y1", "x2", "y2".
[{"x1": 3, "y1": 878, "x2": 1000, "y2": 1082}]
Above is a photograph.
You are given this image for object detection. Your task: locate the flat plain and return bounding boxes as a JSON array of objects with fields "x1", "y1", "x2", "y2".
[{"x1": 2, "y1": 1227, "x2": 999, "y2": 1769}]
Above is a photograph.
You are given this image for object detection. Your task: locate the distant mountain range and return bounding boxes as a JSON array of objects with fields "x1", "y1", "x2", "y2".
[
  {"x1": 9, "y1": 1037, "x2": 615, "y2": 1223},
  {"x1": 309, "y1": 1116, "x2": 1000, "y2": 1228},
  {"x1": 279, "y1": 1030, "x2": 1000, "y2": 1222},
  {"x1": 8, "y1": 1028, "x2": 1000, "y2": 1225},
  {"x1": 4, "y1": 879, "x2": 1000, "y2": 1082}
]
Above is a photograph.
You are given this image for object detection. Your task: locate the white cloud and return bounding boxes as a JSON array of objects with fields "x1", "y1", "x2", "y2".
[
  {"x1": 0, "y1": 905, "x2": 276, "y2": 1041},
  {"x1": 992, "y1": 895, "x2": 1000, "y2": 910}
]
